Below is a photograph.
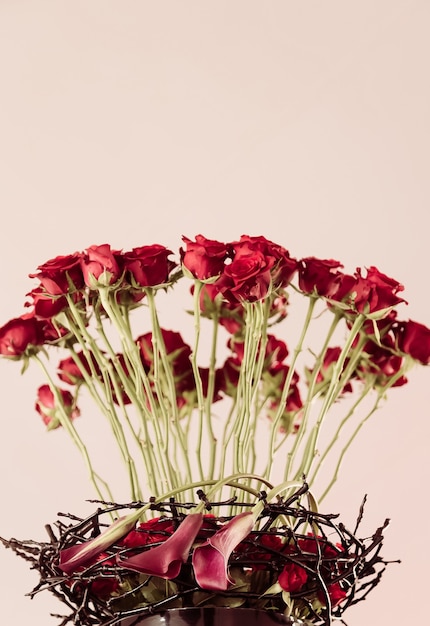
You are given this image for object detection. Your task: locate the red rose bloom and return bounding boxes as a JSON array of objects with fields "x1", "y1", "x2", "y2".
[
  {"x1": 181, "y1": 235, "x2": 229, "y2": 280},
  {"x1": 138, "y1": 329, "x2": 192, "y2": 375},
  {"x1": 299, "y1": 257, "x2": 344, "y2": 298},
  {"x1": 35, "y1": 384, "x2": 80, "y2": 430},
  {"x1": 298, "y1": 535, "x2": 340, "y2": 559},
  {"x1": 40, "y1": 318, "x2": 69, "y2": 343},
  {"x1": 123, "y1": 245, "x2": 176, "y2": 287},
  {"x1": 29, "y1": 253, "x2": 84, "y2": 295},
  {"x1": 278, "y1": 561, "x2": 308, "y2": 592},
  {"x1": 235, "y1": 532, "x2": 284, "y2": 572},
  {"x1": 218, "y1": 356, "x2": 241, "y2": 396},
  {"x1": 0, "y1": 315, "x2": 44, "y2": 357},
  {"x1": 137, "y1": 329, "x2": 196, "y2": 406},
  {"x1": 26, "y1": 287, "x2": 69, "y2": 319},
  {"x1": 88, "y1": 553, "x2": 119, "y2": 598},
  {"x1": 318, "y1": 581, "x2": 347, "y2": 608},
  {"x1": 332, "y1": 266, "x2": 406, "y2": 315},
  {"x1": 359, "y1": 338, "x2": 407, "y2": 388},
  {"x1": 198, "y1": 283, "x2": 245, "y2": 334},
  {"x1": 80, "y1": 244, "x2": 122, "y2": 287},
  {"x1": 219, "y1": 245, "x2": 273, "y2": 302},
  {"x1": 216, "y1": 235, "x2": 297, "y2": 303},
  {"x1": 237, "y1": 235, "x2": 297, "y2": 289},
  {"x1": 227, "y1": 334, "x2": 288, "y2": 370},
  {"x1": 121, "y1": 518, "x2": 175, "y2": 550},
  {"x1": 58, "y1": 352, "x2": 99, "y2": 385},
  {"x1": 307, "y1": 346, "x2": 354, "y2": 395},
  {"x1": 396, "y1": 319, "x2": 430, "y2": 365}
]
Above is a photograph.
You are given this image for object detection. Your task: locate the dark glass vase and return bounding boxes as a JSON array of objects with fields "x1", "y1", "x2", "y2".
[{"x1": 118, "y1": 607, "x2": 301, "y2": 625}]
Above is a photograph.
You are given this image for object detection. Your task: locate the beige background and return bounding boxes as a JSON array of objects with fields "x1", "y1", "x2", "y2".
[{"x1": 1, "y1": 1, "x2": 429, "y2": 624}]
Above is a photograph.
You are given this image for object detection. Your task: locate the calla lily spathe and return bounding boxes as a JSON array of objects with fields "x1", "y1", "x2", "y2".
[
  {"x1": 117, "y1": 513, "x2": 203, "y2": 579},
  {"x1": 192, "y1": 511, "x2": 254, "y2": 591},
  {"x1": 59, "y1": 512, "x2": 142, "y2": 575}
]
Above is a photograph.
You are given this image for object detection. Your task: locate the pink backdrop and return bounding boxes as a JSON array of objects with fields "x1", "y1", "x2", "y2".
[{"x1": 1, "y1": 2, "x2": 429, "y2": 624}]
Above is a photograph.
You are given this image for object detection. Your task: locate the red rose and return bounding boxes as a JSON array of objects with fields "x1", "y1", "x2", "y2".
[
  {"x1": 40, "y1": 318, "x2": 69, "y2": 343},
  {"x1": 198, "y1": 283, "x2": 245, "y2": 334},
  {"x1": 298, "y1": 257, "x2": 344, "y2": 298},
  {"x1": 137, "y1": 329, "x2": 195, "y2": 406},
  {"x1": 138, "y1": 329, "x2": 192, "y2": 371},
  {"x1": 0, "y1": 315, "x2": 44, "y2": 357},
  {"x1": 307, "y1": 347, "x2": 354, "y2": 395},
  {"x1": 197, "y1": 367, "x2": 223, "y2": 404},
  {"x1": 396, "y1": 319, "x2": 430, "y2": 365},
  {"x1": 123, "y1": 245, "x2": 176, "y2": 287},
  {"x1": 80, "y1": 244, "x2": 122, "y2": 287},
  {"x1": 220, "y1": 249, "x2": 273, "y2": 302},
  {"x1": 26, "y1": 287, "x2": 69, "y2": 319},
  {"x1": 236, "y1": 532, "x2": 284, "y2": 571},
  {"x1": 216, "y1": 235, "x2": 297, "y2": 303},
  {"x1": 218, "y1": 357, "x2": 241, "y2": 396},
  {"x1": 359, "y1": 339, "x2": 407, "y2": 388},
  {"x1": 298, "y1": 535, "x2": 339, "y2": 559},
  {"x1": 88, "y1": 553, "x2": 119, "y2": 598},
  {"x1": 181, "y1": 235, "x2": 229, "y2": 280},
  {"x1": 264, "y1": 362, "x2": 300, "y2": 394},
  {"x1": 318, "y1": 581, "x2": 347, "y2": 608},
  {"x1": 29, "y1": 253, "x2": 84, "y2": 295},
  {"x1": 35, "y1": 384, "x2": 80, "y2": 430},
  {"x1": 121, "y1": 517, "x2": 175, "y2": 549},
  {"x1": 63, "y1": 552, "x2": 119, "y2": 599},
  {"x1": 228, "y1": 334, "x2": 288, "y2": 369},
  {"x1": 58, "y1": 352, "x2": 99, "y2": 385},
  {"x1": 331, "y1": 266, "x2": 405, "y2": 315},
  {"x1": 237, "y1": 235, "x2": 297, "y2": 289},
  {"x1": 26, "y1": 286, "x2": 84, "y2": 321},
  {"x1": 264, "y1": 363, "x2": 303, "y2": 433},
  {"x1": 355, "y1": 266, "x2": 406, "y2": 313},
  {"x1": 278, "y1": 562, "x2": 308, "y2": 592}
]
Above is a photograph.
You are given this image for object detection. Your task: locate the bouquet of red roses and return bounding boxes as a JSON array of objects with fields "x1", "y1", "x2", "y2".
[{"x1": 1, "y1": 234, "x2": 429, "y2": 625}]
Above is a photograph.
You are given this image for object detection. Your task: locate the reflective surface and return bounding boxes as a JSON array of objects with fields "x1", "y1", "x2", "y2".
[{"x1": 118, "y1": 608, "x2": 299, "y2": 626}]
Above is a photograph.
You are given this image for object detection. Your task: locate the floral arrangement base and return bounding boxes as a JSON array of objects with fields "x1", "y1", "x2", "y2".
[
  {"x1": 1, "y1": 487, "x2": 392, "y2": 626},
  {"x1": 117, "y1": 607, "x2": 302, "y2": 625}
]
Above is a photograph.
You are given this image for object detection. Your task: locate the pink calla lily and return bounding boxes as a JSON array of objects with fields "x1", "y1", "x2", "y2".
[
  {"x1": 117, "y1": 513, "x2": 203, "y2": 579},
  {"x1": 192, "y1": 511, "x2": 254, "y2": 590},
  {"x1": 59, "y1": 512, "x2": 143, "y2": 575}
]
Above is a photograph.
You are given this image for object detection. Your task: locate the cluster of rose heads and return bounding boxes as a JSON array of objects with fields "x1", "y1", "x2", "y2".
[{"x1": 0, "y1": 234, "x2": 429, "y2": 501}]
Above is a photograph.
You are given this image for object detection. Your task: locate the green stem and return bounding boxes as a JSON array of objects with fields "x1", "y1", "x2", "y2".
[
  {"x1": 93, "y1": 290, "x2": 173, "y2": 493},
  {"x1": 243, "y1": 300, "x2": 269, "y2": 473},
  {"x1": 284, "y1": 309, "x2": 342, "y2": 482},
  {"x1": 319, "y1": 366, "x2": 408, "y2": 501},
  {"x1": 190, "y1": 282, "x2": 213, "y2": 481},
  {"x1": 295, "y1": 313, "x2": 366, "y2": 480},
  {"x1": 219, "y1": 397, "x2": 238, "y2": 478},
  {"x1": 33, "y1": 354, "x2": 113, "y2": 503},
  {"x1": 145, "y1": 289, "x2": 193, "y2": 488},
  {"x1": 308, "y1": 379, "x2": 374, "y2": 487},
  {"x1": 68, "y1": 346, "x2": 143, "y2": 502},
  {"x1": 65, "y1": 296, "x2": 145, "y2": 499},
  {"x1": 266, "y1": 296, "x2": 318, "y2": 480},
  {"x1": 233, "y1": 302, "x2": 264, "y2": 475},
  {"x1": 205, "y1": 310, "x2": 220, "y2": 480}
]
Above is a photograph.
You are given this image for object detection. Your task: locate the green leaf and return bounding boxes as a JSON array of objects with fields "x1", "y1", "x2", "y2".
[{"x1": 261, "y1": 581, "x2": 282, "y2": 596}]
